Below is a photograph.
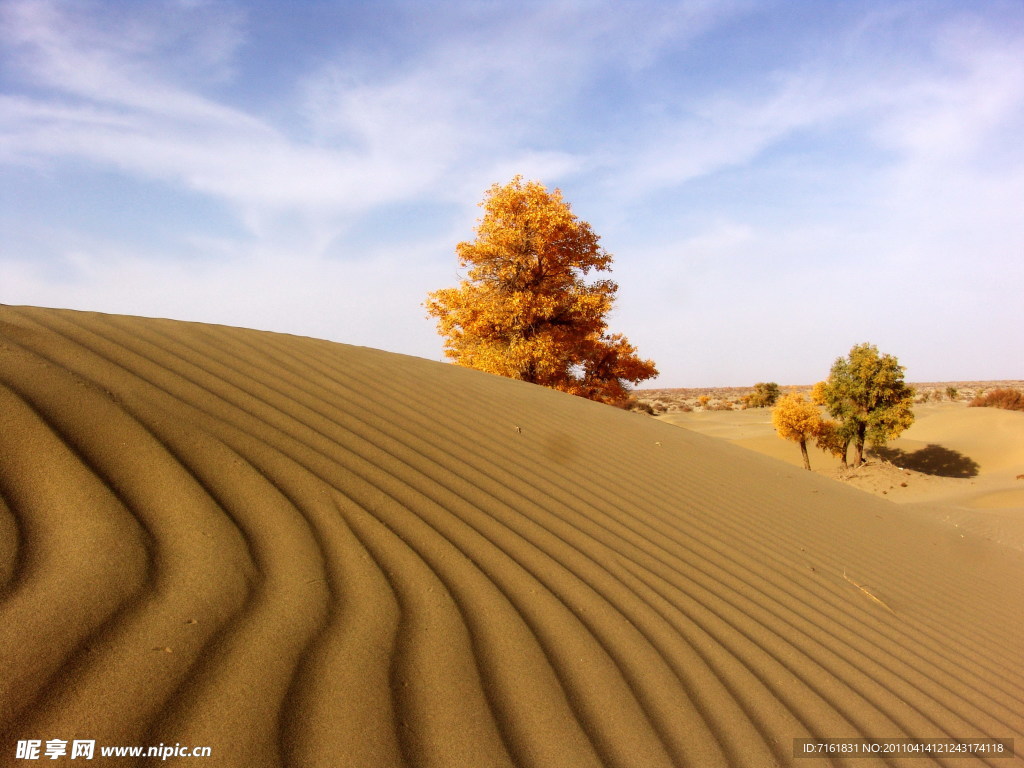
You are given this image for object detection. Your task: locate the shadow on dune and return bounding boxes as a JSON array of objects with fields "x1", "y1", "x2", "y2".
[{"x1": 871, "y1": 444, "x2": 980, "y2": 478}]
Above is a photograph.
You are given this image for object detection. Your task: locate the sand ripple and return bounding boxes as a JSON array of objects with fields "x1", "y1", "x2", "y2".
[{"x1": 1, "y1": 306, "x2": 1021, "y2": 767}]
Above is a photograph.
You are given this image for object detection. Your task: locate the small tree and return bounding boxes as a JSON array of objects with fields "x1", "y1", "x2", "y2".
[
  {"x1": 815, "y1": 418, "x2": 854, "y2": 468},
  {"x1": 746, "y1": 381, "x2": 781, "y2": 408},
  {"x1": 821, "y1": 343, "x2": 915, "y2": 467},
  {"x1": 772, "y1": 393, "x2": 822, "y2": 470},
  {"x1": 425, "y1": 176, "x2": 657, "y2": 405}
]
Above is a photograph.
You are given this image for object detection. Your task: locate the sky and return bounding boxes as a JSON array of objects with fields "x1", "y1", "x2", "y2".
[{"x1": 2, "y1": 0, "x2": 1022, "y2": 387}]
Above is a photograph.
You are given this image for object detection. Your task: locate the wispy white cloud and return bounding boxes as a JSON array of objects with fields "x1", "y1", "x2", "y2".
[
  {"x1": 0, "y1": 0, "x2": 746, "y2": 224},
  {"x1": 607, "y1": 8, "x2": 1024, "y2": 383},
  {"x1": 0, "y1": 0, "x2": 443, "y2": 242},
  {"x1": 2, "y1": 0, "x2": 246, "y2": 116}
]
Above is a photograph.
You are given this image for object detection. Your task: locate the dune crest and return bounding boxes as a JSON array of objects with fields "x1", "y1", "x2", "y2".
[{"x1": 1, "y1": 306, "x2": 1021, "y2": 767}]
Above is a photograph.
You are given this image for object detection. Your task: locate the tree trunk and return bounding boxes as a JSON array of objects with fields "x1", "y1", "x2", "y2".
[
  {"x1": 799, "y1": 438, "x2": 811, "y2": 471},
  {"x1": 852, "y1": 424, "x2": 867, "y2": 466}
]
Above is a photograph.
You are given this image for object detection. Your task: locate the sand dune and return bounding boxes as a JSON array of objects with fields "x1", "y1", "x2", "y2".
[
  {"x1": 660, "y1": 404, "x2": 1024, "y2": 554},
  {"x1": 891, "y1": 405, "x2": 1024, "y2": 479},
  {"x1": 659, "y1": 405, "x2": 1024, "y2": 481},
  {"x1": 1, "y1": 305, "x2": 1022, "y2": 767}
]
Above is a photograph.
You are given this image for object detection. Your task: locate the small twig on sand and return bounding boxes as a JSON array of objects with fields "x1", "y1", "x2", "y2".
[{"x1": 843, "y1": 570, "x2": 896, "y2": 615}]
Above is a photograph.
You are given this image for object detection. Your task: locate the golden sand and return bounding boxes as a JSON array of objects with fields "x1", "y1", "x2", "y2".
[{"x1": 1, "y1": 306, "x2": 1021, "y2": 767}]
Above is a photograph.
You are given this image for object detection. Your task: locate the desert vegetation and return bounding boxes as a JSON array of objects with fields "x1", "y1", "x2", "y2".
[
  {"x1": 771, "y1": 393, "x2": 822, "y2": 470},
  {"x1": 969, "y1": 387, "x2": 1024, "y2": 412},
  {"x1": 744, "y1": 381, "x2": 781, "y2": 408},
  {"x1": 814, "y1": 418, "x2": 854, "y2": 466},
  {"x1": 635, "y1": 381, "x2": 1022, "y2": 415},
  {"x1": 635, "y1": 386, "x2": 783, "y2": 414},
  {"x1": 768, "y1": 344, "x2": 914, "y2": 470},
  {"x1": 817, "y1": 343, "x2": 915, "y2": 467},
  {"x1": 426, "y1": 176, "x2": 657, "y2": 405},
  {"x1": 642, "y1": 344, "x2": 918, "y2": 470}
]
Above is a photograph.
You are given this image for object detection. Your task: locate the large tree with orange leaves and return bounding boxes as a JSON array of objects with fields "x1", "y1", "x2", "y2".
[{"x1": 425, "y1": 176, "x2": 657, "y2": 405}]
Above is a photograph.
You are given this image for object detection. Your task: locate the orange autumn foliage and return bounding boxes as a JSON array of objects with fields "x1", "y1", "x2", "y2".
[
  {"x1": 772, "y1": 392, "x2": 822, "y2": 470},
  {"x1": 426, "y1": 177, "x2": 657, "y2": 405}
]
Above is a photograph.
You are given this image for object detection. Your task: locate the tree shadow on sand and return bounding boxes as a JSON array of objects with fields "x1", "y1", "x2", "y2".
[{"x1": 870, "y1": 444, "x2": 980, "y2": 478}]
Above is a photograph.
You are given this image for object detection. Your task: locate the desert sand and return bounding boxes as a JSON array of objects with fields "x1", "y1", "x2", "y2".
[
  {"x1": 659, "y1": 403, "x2": 1024, "y2": 553},
  {"x1": 1, "y1": 305, "x2": 1021, "y2": 767}
]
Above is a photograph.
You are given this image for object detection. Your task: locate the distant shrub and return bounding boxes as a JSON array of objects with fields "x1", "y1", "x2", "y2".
[
  {"x1": 746, "y1": 381, "x2": 781, "y2": 408},
  {"x1": 618, "y1": 396, "x2": 655, "y2": 414},
  {"x1": 969, "y1": 388, "x2": 1024, "y2": 411},
  {"x1": 709, "y1": 401, "x2": 734, "y2": 411},
  {"x1": 697, "y1": 395, "x2": 710, "y2": 408},
  {"x1": 945, "y1": 386, "x2": 959, "y2": 401},
  {"x1": 809, "y1": 380, "x2": 828, "y2": 405},
  {"x1": 917, "y1": 391, "x2": 932, "y2": 403}
]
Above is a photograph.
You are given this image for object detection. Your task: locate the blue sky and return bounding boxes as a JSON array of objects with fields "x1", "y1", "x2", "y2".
[{"x1": 2, "y1": 0, "x2": 1022, "y2": 387}]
